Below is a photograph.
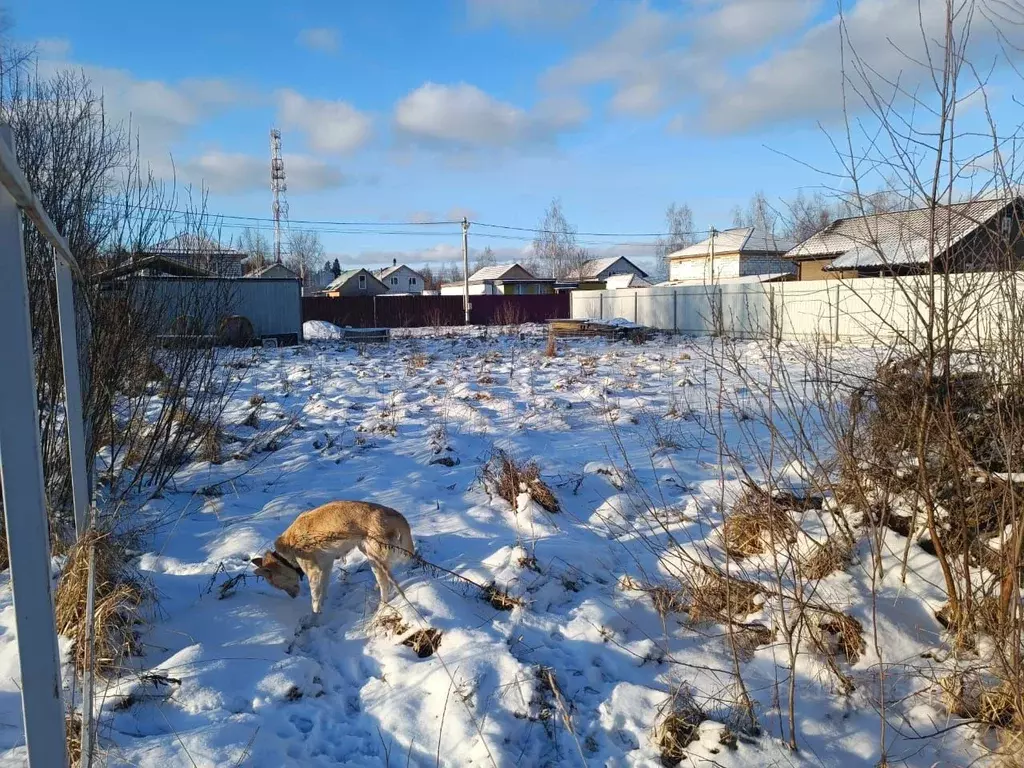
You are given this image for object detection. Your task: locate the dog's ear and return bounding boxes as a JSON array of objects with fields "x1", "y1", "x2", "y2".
[{"x1": 250, "y1": 556, "x2": 264, "y2": 567}]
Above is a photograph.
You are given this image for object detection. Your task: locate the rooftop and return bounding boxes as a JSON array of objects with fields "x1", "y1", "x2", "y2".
[
  {"x1": 786, "y1": 197, "x2": 1017, "y2": 270},
  {"x1": 667, "y1": 227, "x2": 796, "y2": 260}
]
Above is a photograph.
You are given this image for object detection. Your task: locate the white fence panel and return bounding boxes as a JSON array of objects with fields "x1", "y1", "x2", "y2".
[
  {"x1": 572, "y1": 274, "x2": 1024, "y2": 346},
  {"x1": 634, "y1": 289, "x2": 675, "y2": 330}
]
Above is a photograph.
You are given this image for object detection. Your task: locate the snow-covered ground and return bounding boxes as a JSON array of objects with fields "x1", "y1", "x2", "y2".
[{"x1": 0, "y1": 324, "x2": 984, "y2": 766}]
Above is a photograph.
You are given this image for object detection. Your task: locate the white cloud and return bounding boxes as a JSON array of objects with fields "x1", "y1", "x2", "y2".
[
  {"x1": 180, "y1": 151, "x2": 345, "y2": 195},
  {"x1": 34, "y1": 37, "x2": 71, "y2": 58},
  {"x1": 394, "y1": 82, "x2": 587, "y2": 148},
  {"x1": 34, "y1": 50, "x2": 246, "y2": 176},
  {"x1": 698, "y1": 0, "x2": 979, "y2": 132},
  {"x1": 466, "y1": 0, "x2": 592, "y2": 28},
  {"x1": 297, "y1": 27, "x2": 340, "y2": 54},
  {"x1": 277, "y1": 89, "x2": 372, "y2": 154},
  {"x1": 543, "y1": 0, "x2": 1020, "y2": 132},
  {"x1": 543, "y1": 5, "x2": 691, "y2": 116},
  {"x1": 696, "y1": 0, "x2": 820, "y2": 50},
  {"x1": 404, "y1": 206, "x2": 478, "y2": 223}
]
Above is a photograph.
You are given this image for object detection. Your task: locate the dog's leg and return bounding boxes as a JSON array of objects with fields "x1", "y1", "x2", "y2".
[
  {"x1": 306, "y1": 559, "x2": 332, "y2": 620},
  {"x1": 367, "y1": 557, "x2": 394, "y2": 606}
]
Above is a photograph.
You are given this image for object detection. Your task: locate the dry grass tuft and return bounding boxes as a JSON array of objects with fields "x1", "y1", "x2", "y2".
[
  {"x1": 196, "y1": 418, "x2": 223, "y2": 464},
  {"x1": 372, "y1": 606, "x2": 410, "y2": 637},
  {"x1": 66, "y1": 713, "x2": 82, "y2": 767},
  {"x1": 406, "y1": 352, "x2": 431, "y2": 374},
  {"x1": 402, "y1": 627, "x2": 442, "y2": 658},
  {"x1": 813, "y1": 611, "x2": 864, "y2": 664},
  {"x1": 655, "y1": 688, "x2": 706, "y2": 767},
  {"x1": 484, "y1": 449, "x2": 560, "y2": 513},
  {"x1": 647, "y1": 585, "x2": 688, "y2": 618},
  {"x1": 732, "y1": 622, "x2": 775, "y2": 660},
  {"x1": 0, "y1": 522, "x2": 7, "y2": 573},
  {"x1": 808, "y1": 610, "x2": 864, "y2": 694},
  {"x1": 687, "y1": 571, "x2": 762, "y2": 624},
  {"x1": 545, "y1": 330, "x2": 557, "y2": 358},
  {"x1": 55, "y1": 530, "x2": 145, "y2": 674},
  {"x1": 799, "y1": 535, "x2": 854, "y2": 580},
  {"x1": 721, "y1": 485, "x2": 798, "y2": 558},
  {"x1": 483, "y1": 582, "x2": 523, "y2": 611},
  {"x1": 940, "y1": 672, "x2": 1021, "y2": 729},
  {"x1": 242, "y1": 407, "x2": 261, "y2": 429}
]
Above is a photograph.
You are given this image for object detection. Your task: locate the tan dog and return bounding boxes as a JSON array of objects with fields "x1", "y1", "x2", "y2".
[{"x1": 251, "y1": 500, "x2": 414, "y2": 617}]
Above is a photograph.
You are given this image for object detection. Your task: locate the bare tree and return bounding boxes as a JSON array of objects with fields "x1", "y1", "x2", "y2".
[
  {"x1": 656, "y1": 202, "x2": 696, "y2": 278},
  {"x1": 731, "y1": 190, "x2": 780, "y2": 234},
  {"x1": 472, "y1": 245, "x2": 497, "y2": 274},
  {"x1": 237, "y1": 228, "x2": 272, "y2": 274},
  {"x1": 2, "y1": 48, "x2": 241, "y2": 539},
  {"x1": 784, "y1": 191, "x2": 835, "y2": 242},
  {"x1": 532, "y1": 197, "x2": 586, "y2": 278},
  {"x1": 286, "y1": 229, "x2": 325, "y2": 286}
]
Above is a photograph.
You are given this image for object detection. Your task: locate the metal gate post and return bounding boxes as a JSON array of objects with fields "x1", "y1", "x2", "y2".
[
  {"x1": 54, "y1": 257, "x2": 89, "y2": 537},
  {"x1": 0, "y1": 126, "x2": 68, "y2": 768}
]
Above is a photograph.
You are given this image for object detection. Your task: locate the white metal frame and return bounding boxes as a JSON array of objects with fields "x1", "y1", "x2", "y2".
[{"x1": 0, "y1": 122, "x2": 92, "y2": 767}]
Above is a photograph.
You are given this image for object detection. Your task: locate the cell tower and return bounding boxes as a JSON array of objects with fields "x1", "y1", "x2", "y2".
[{"x1": 270, "y1": 128, "x2": 288, "y2": 264}]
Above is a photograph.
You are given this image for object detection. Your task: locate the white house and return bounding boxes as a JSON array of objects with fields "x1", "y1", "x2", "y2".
[
  {"x1": 578, "y1": 256, "x2": 648, "y2": 284},
  {"x1": 439, "y1": 264, "x2": 556, "y2": 295},
  {"x1": 376, "y1": 260, "x2": 425, "y2": 295},
  {"x1": 605, "y1": 273, "x2": 652, "y2": 289},
  {"x1": 666, "y1": 227, "x2": 795, "y2": 284}
]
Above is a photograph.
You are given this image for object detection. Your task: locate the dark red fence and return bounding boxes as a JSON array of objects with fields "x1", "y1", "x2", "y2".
[{"x1": 302, "y1": 293, "x2": 569, "y2": 329}]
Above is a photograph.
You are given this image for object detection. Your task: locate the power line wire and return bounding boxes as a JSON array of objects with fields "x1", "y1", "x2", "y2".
[{"x1": 92, "y1": 200, "x2": 715, "y2": 239}]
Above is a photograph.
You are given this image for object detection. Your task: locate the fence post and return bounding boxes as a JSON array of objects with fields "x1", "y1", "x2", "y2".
[
  {"x1": 673, "y1": 289, "x2": 678, "y2": 333},
  {"x1": 0, "y1": 126, "x2": 69, "y2": 768},
  {"x1": 53, "y1": 257, "x2": 89, "y2": 537},
  {"x1": 373, "y1": 295, "x2": 378, "y2": 328},
  {"x1": 598, "y1": 291, "x2": 603, "y2": 320},
  {"x1": 633, "y1": 291, "x2": 638, "y2": 323}
]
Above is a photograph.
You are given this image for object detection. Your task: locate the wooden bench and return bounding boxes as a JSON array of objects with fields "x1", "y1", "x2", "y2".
[{"x1": 342, "y1": 327, "x2": 391, "y2": 344}]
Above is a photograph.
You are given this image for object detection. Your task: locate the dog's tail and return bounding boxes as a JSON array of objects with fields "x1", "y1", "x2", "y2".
[{"x1": 389, "y1": 521, "x2": 415, "y2": 563}]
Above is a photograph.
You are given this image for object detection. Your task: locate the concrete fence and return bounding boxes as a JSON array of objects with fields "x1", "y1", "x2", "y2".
[{"x1": 571, "y1": 274, "x2": 1024, "y2": 345}]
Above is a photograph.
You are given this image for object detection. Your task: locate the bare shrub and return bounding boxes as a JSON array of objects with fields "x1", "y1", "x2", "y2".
[
  {"x1": 483, "y1": 449, "x2": 560, "y2": 513},
  {"x1": 492, "y1": 300, "x2": 527, "y2": 330}
]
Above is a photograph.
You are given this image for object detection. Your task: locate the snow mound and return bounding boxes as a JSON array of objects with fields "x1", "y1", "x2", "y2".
[{"x1": 303, "y1": 320, "x2": 344, "y2": 340}]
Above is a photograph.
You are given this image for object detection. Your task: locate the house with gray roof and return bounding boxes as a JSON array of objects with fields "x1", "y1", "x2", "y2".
[
  {"x1": 323, "y1": 268, "x2": 389, "y2": 297},
  {"x1": 145, "y1": 232, "x2": 247, "y2": 277},
  {"x1": 375, "y1": 259, "x2": 425, "y2": 295},
  {"x1": 784, "y1": 197, "x2": 1024, "y2": 280},
  {"x1": 439, "y1": 263, "x2": 555, "y2": 295},
  {"x1": 665, "y1": 227, "x2": 795, "y2": 284},
  {"x1": 574, "y1": 256, "x2": 649, "y2": 288}
]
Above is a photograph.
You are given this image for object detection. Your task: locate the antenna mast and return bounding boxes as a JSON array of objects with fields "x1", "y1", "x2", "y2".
[{"x1": 270, "y1": 128, "x2": 288, "y2": 264}]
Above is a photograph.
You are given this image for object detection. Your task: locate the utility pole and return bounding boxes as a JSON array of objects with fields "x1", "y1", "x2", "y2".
[
  {"x1": 462, "y1": 217, "x2": 470, "y2": 325},
  {"x1": 708, "y1": 226, "x2": 717, "y2": 282}
]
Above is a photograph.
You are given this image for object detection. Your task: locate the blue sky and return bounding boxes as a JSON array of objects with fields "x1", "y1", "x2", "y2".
[{"x1": 9, "y1": 0, "x2": 1022, "y2": 270}]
